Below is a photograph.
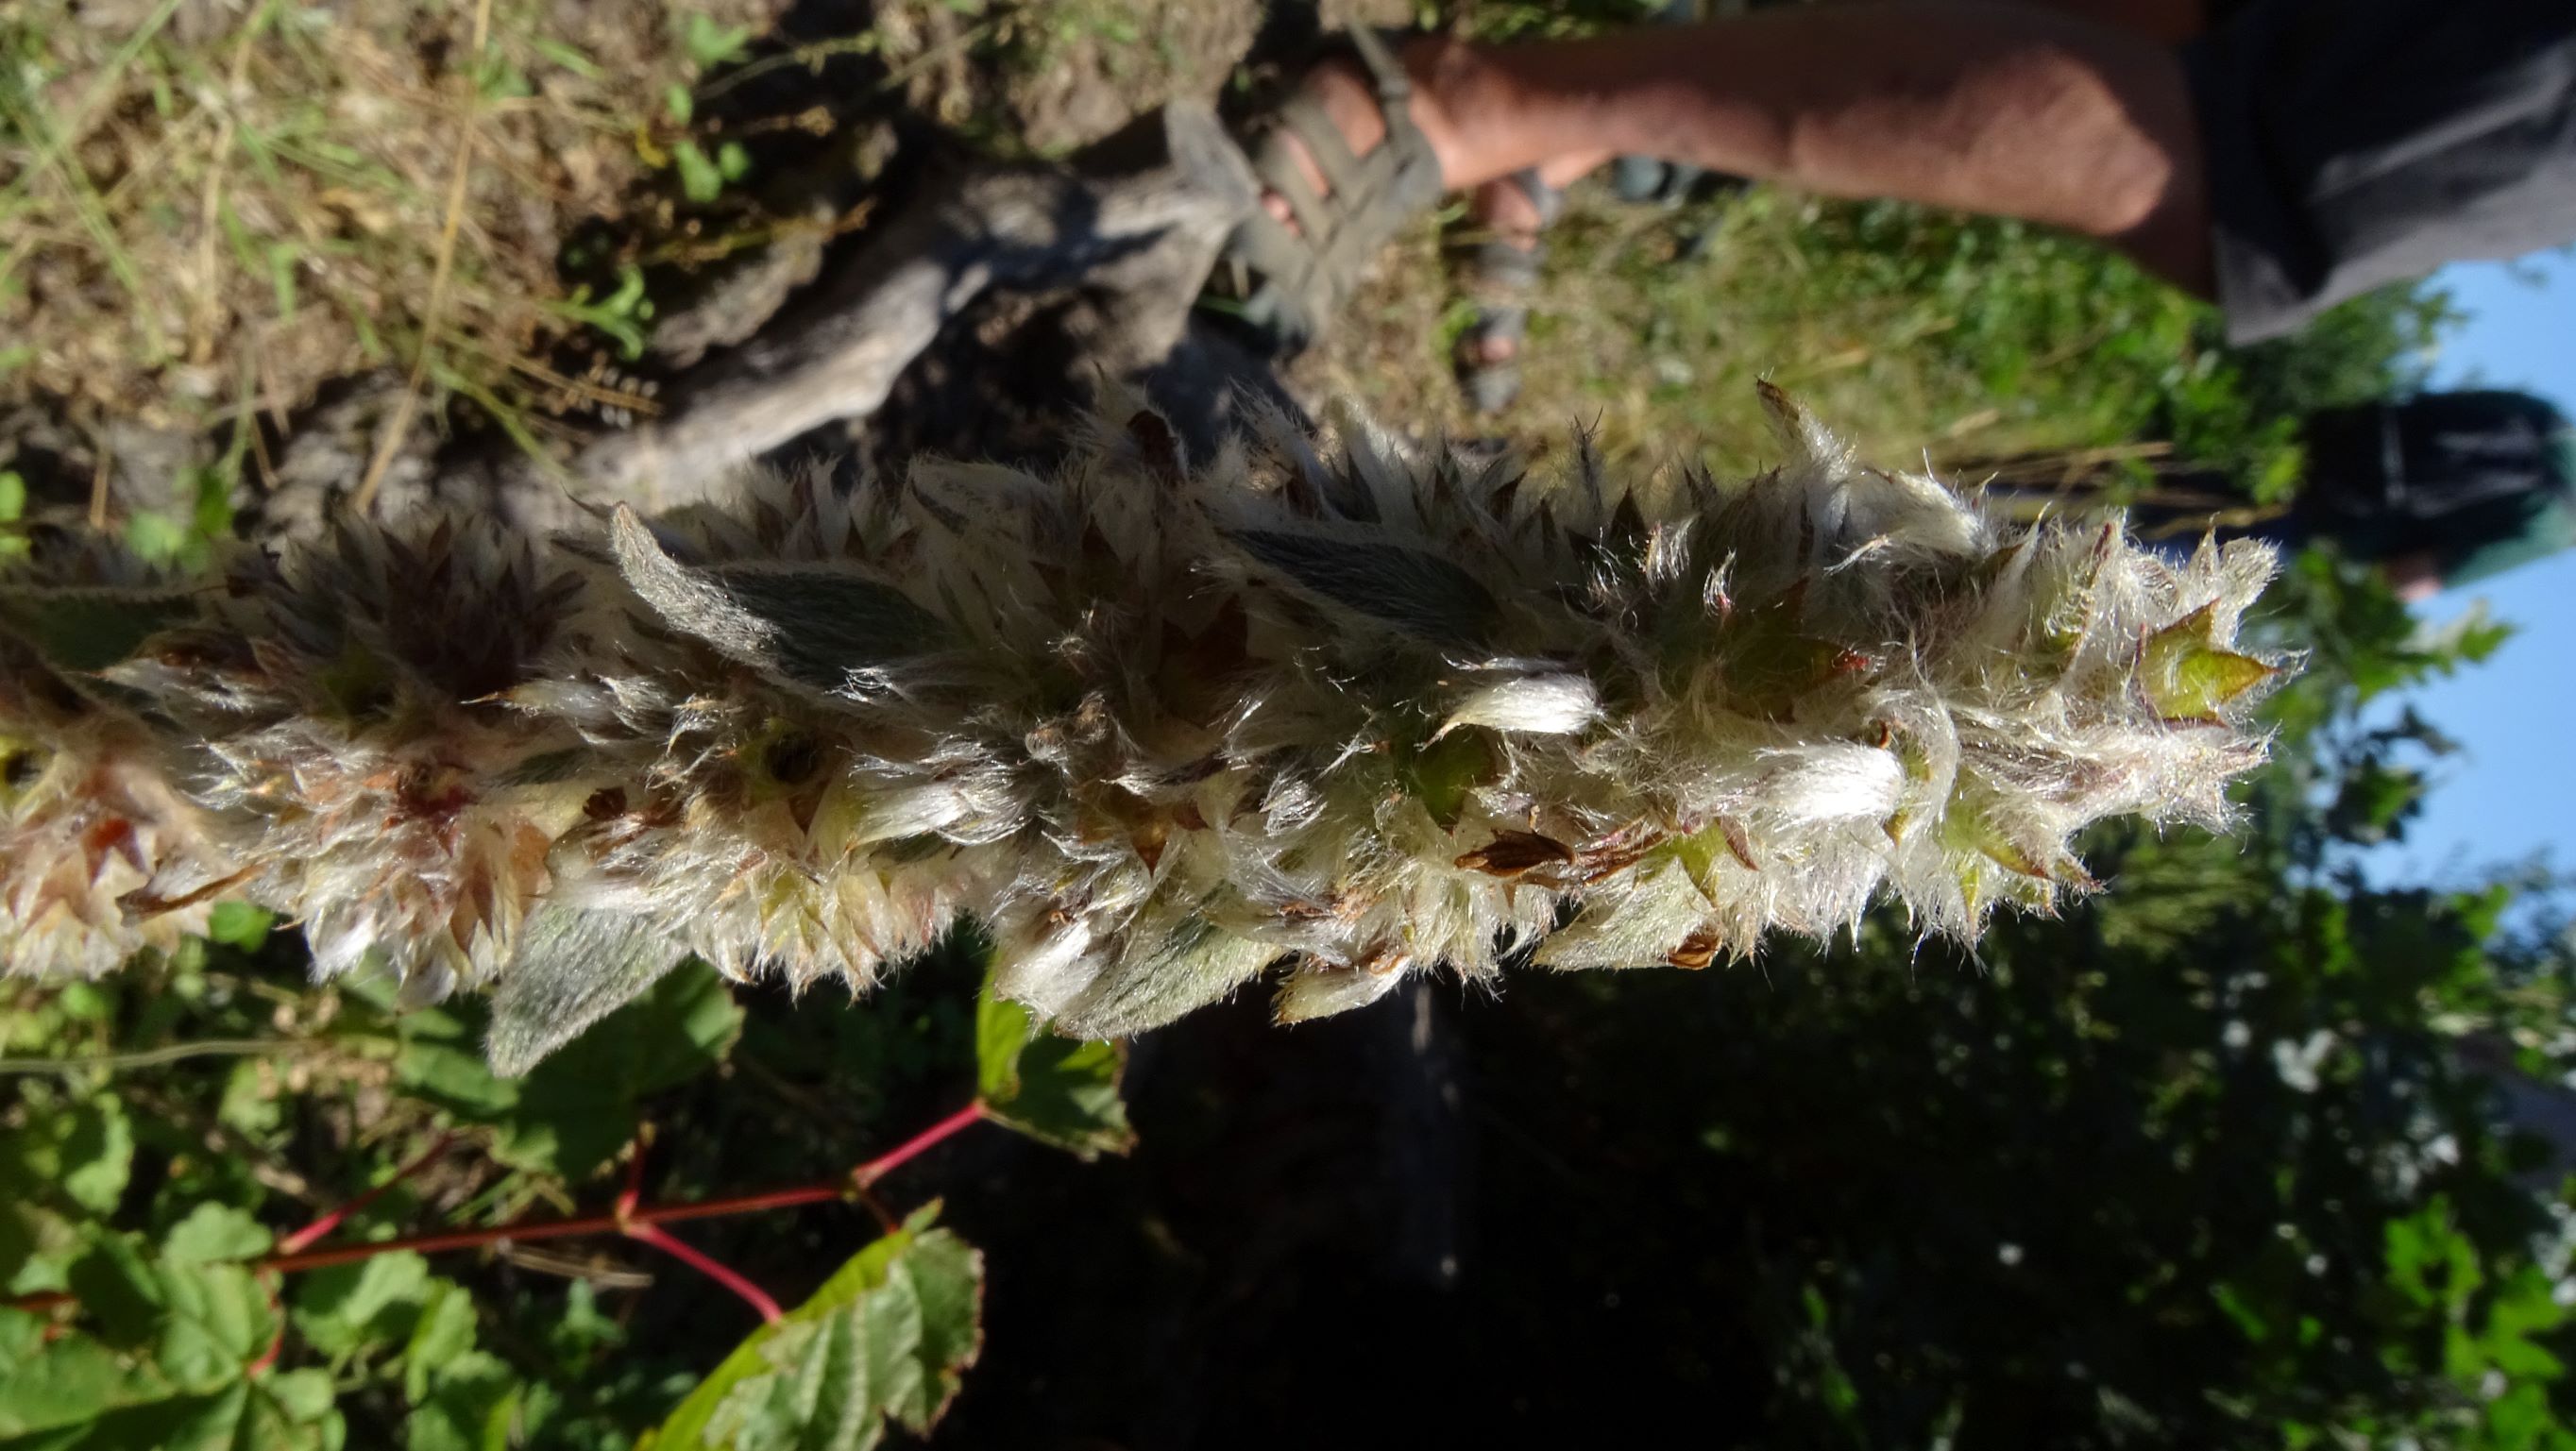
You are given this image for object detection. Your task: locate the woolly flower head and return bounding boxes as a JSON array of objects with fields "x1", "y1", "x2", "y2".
[
  {"x1": 95, "y1": 519, "x2": 596, "y2": 1004},
  {"x1": 0, "y1": 389, "x2": 2284, "y2": 1068},
  {"x1": 0, "y1": 548, "x2": 226, "y2": 975}
]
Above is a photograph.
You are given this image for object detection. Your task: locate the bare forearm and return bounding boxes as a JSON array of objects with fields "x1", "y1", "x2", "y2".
[{"x1": 1421, "y1": 3, "x2": 2211, "y2": 288}]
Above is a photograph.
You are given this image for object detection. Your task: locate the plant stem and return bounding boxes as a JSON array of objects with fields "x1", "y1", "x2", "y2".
[
  {"x1": 7, "y1": 1099, "x2": 991, "y2": 1313},
  {"x1": 0, "y1": 1038, "x2": 312, "y2": 1077},
  {"x1": 854, "y1": 1101, "x2": 987, "y2": 1187},
  {"x1": 276, "y1": 1131, "x2": 456, "y2": 1256},
  {"x1": 623, "y1": 1223, "x2": 784, "y2": 1324}
]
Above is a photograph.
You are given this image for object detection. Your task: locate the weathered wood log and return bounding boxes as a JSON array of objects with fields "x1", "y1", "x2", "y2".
[{"x1": 571, "y1": 102, "x2": 1260, "y2": 505}]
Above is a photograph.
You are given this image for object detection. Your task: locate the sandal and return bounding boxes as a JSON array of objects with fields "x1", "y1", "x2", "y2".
[
  {"x1": 1212, "y1": 27, "x2": 1448, "y2": 357},
  {"x1": 1450, "y1": 168, "x2": 1563, "y2": 416}
]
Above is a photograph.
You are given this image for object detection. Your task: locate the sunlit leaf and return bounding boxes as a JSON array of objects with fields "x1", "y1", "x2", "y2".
[
  {"x1": 975, "y1": 976, "x2": 1134, "y2": 1159},
  {"x1": 638, "y1": 1207, "x2": 983, "y2": 1451},
  {"x1": 484, "y1": 904, "x2": 686, "y2": 1077},
  {"x1": 158, "y1": 1206, "x2": 270, "y2": 1268}
]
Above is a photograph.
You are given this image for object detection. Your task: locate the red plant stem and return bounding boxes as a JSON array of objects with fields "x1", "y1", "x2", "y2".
[
  {"x1": 624, "y1": 1223, "x2": 784, "y2": 1324},
  {"x1": 853, "y1": 1101, "x2": 986, "y2": 1187},
  {"x1": 276, "y1": 1131, "x2": 457, "y2": 1256},
  {"x1": 255, "y1": 1183, "x2": 855, "y2": 1273},
  {"x1": 8, "y1": 1100, "x2": 992, "y2": 1309},
  {"x1": 617, "y1": 1130, "x2": 650, "y2": 1221}
]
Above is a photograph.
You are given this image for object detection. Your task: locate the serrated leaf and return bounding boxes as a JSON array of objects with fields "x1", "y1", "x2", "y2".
[
  {"x1": 0, "y1": 1304, "x2": 177, "y2": 1440},
  {"x1": 0, "y1": 588, "x2": 197, "y2": 672},
  {"x1": 638, "y1": 1207, "x2": 983, "y2": 1451},
  {"x1": 24, "y1": 1237, "x2": 285, "y2": 1445},
  {"x1": 159, "y1": 1206, "x2": 271, "y2": 1267},
  {"x1": 404, "y1": 1350, "x2": 519, "y2": 1451},
  {"x1": 2141, "y1": 602, "x2": 2276, "y2": 723},
  {"x1": 146, "y1": 1259, "x2": 275, "y2": 1389},
  {"x1": 401, "y1": 1282, "x2": 480, "y2": 1407},
  {"x1": 258, "y1": 1369, "x2": 339, "y2": 1427},
  {"x1": 1231, "y1": 530, "x2": 1498, "y2": 647},
  {"x1": 0, "y1": 1097, "x2": 133, "y2": 1218},
  {"x1": 32, "y1": 1374, "x2": 347, "y2": 1451},
  {"x1": 292, "y1": 1252, "x2": 433, "y2": 1361},
  {"x1": 975, "y1": 976, "x2": 1134, "y2": 1159}
]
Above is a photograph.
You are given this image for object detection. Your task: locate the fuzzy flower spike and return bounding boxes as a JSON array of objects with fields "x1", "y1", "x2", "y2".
[{"x1": 0, "y1": 387, "x2": 2284, "y2": 1070}]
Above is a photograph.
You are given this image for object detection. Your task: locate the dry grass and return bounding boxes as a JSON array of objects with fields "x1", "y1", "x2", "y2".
[
  {"x1": 1306, "y1": 183, "x2": 2208, "y2": 481},
  {"x1": 0, "y1": 0, "x2": 775, "y2": 442}
]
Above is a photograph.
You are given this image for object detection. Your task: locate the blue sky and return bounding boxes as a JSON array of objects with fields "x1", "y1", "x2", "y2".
[{"x1": 2364, "y1": 252, "x2": 2576, "y2": 887}]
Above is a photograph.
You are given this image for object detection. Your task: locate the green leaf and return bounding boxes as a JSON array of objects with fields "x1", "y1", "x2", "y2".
[
  {"x1": 290, "y1": 1251, "x2": 432, "y2": 1361},
  {"x1": 291, "y1": 1259, "x2": 422, "y2": 1360},
  {"x1": 663, "y1": 84, "x2": 694, "y2": 126},
  {"x1": 398, "y1": 960, "x2": 742, "y2": 1179},
  {"x1": 204, "y1": 903, "x2": 272, "y2": 952},
  {"x1": 2, "y1": 1235, "x2": 319, "y2": 1447},
  {"x1": 0, "y1": 1304, "x2": 176, "y2": 1440},
  {"x1": 124, "y1": 512, "x2": 190, "y2": 565},
  {"x1": 0, "y1": 470, "x2": 24, "y2": 522},
  {"x1": 405, "y1": 1350, "x2": 520, "y2": 1451},
  {"x1": 2141, "y1": 602, "x2": 2277, "y2": 723},
  {"x1": 258, "y1": 1369, "x2": 338, "y2": 1428},
  {"x1": 531, "y1": 38, "x2": 603, "y2": 79},
  {"x1": 0, "y1": 587, "x2": 196, "y2": 674},
  {"x1": 1230, "y1": 530, "x2": 1498, "y2": 648},
  {"x1": 672, "y1": 141, "x2": 721, "y2": 204},
  {"x1": 400, "y1": 1282, "x2": 481, "y2": 1407},
  {"x1": 0, "y1": 1098, "x2": 135, "y2": 1234},
  {"x1": 146, "y1": 1259, "x2": 276, "y2": 1388},
  {"x1": 638, "y1": 1207, "x2": 983, "y2": 1451},
  {"x1": 683, "y1": 13, "x2": 754, "y2": 68},
  {"x1": 26, "y1": 1374, "x2": 345, "y2": 1450},
  {"x1": 159, "y1": 1206, "x2": 271, "y2": 1267},
  {"x1": 975, "y1": 978, "x2": 1134, "y2": 1159},
  {"x1": 484, "y1": 905, "x2": 687, "y2": 1078},
  {"x1": 609, "y1": 510, "x2": 949, "y2": 695}
]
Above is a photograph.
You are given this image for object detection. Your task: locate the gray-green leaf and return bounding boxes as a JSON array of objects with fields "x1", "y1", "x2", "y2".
[
  {"x1": 485, "y1": 903, "x2": 686, "y2": 1077},
  {"x1": 1230, "y1": 530, "x2": 1497, "y2": 647},
  {"x1": 610, "y1": 508, "x2": 946, "y2": 695}
]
